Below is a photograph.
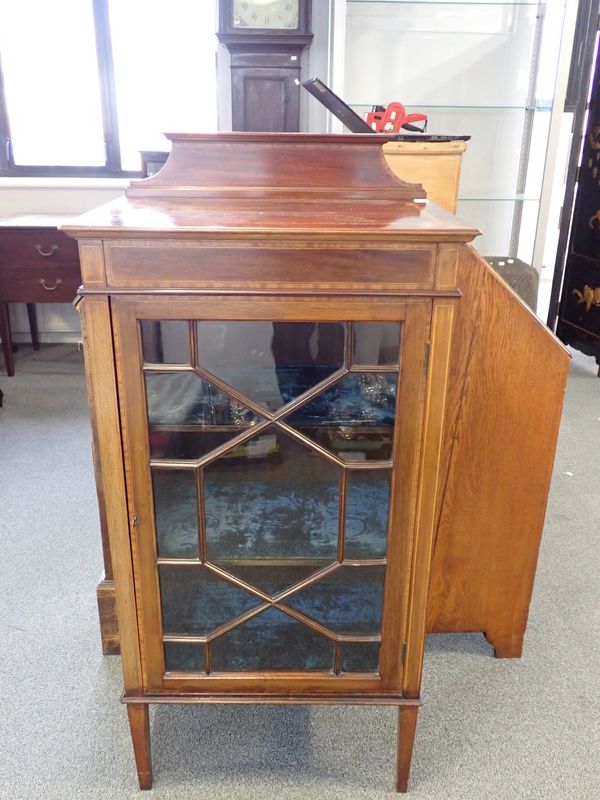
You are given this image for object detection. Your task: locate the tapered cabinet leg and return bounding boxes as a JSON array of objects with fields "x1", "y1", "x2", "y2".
[
  {"x1": 396, "y1": 705, "x2": 418, "y2": 793},
  {"x1": 26, "y1": 304, "x2": 40, "y2": 350},
  {"x1": 127, "y1": 704, "x2": 153, "y2": 790},
  {"x1": 0, "y1": 302, "x2": 14, "y2": 377}
]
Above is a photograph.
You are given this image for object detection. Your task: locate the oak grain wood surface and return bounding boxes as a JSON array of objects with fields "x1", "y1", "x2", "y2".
[
  {"x1": 383, "y1": 140, "x2": 467, "y2": 214},
  {"x1": 427, "y1": 247, "x2": 570, "y2": 657}
]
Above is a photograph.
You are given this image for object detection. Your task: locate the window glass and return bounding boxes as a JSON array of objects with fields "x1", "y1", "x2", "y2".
[
  {"x1": 108, "y1": 0, "x2": 218, "y2": 171},
  {"x1": 0, "y1": 1, "x2": 105, "y2": 166}
]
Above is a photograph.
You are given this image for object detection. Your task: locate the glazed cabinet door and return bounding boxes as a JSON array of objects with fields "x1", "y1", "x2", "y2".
[{"x1": 112, "y1": 296, "x2": 430, "y2": 696}]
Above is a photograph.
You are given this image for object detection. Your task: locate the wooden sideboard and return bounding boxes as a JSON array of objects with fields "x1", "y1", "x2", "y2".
[{"x1": 0, "y1": 215, "x2": 81, "y2": 375}]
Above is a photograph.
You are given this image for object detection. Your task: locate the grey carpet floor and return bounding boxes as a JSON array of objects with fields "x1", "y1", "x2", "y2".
[{"x1": 0, "y1": 343, "x2": 599, "y2": 800}]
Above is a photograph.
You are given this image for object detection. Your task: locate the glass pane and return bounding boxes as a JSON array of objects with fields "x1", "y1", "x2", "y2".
[
  {"x1": 456, "y1": 198, "x2": 540, "y2": 262},
  {"x1": 141, "y1": 321, "x2": 190, "y2": 364},
  {"x1": 152, "y1": 469, "x2": 198, "y2": 559},
  {"x1": 204, "y1": 428, "x2": 340, "y2": 591},
  {"x1": 164, "y1": 641, "x2": 204, "y2": 673},
  {"x1": 341, "y1": 642, "x2": 380, "y2": 673},
  {"x1": 214, "y1": 561, "x2": 333, "y2": 598},
  {"x1": 286, "y1": 373, "x2": 397, "y2": 462},
  {"x1": 196, "y1": 322, "x2": 345, "y2": 411},
  {"x1": 345, "y1": 471, "x2": 391, "y2": 559},
  {"x1": 0, "y1": 2, "x2": 105, "y2": 166},
  {"x1": 285, "y1": 565, "x2": 386, "y2": 635},
  {"x1": 353, "y1": 323, "x2": 400, "y2": 366},
  {"x1": 211, "y1": 607, "x2": 333, "y2": 672},
  {"x1": 109, "y1": 0, "x2": 218, "y2": 171},
  {"x1": 145, "y1": 372, "x2": 262, "y2": 459},
  {"x1": 346, "y1": 3, "x2": 540, "y2": 108},
  {"x1": 159, "y1": 565, "x2": 261, "y2": 636}
]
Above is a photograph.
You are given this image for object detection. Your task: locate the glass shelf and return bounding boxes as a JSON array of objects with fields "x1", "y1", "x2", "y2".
[
  {"x1": 351, "y1": 103, "x2": 552, "y2": 111},
  {"x1": 458, "y1": 194, "x2": 540, "y2": 202}
]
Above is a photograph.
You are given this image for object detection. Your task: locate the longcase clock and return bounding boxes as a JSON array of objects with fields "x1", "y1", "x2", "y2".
[{"x1": 218, "y1": 0, "x2": 312, "y2": 132}]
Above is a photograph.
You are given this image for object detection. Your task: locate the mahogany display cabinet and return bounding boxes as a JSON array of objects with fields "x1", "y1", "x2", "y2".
[{"x1": 64, "y1": 132, "x2": 568, "y2": 791}]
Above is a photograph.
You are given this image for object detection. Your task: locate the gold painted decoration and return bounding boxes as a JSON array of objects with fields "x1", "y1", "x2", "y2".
[
  {"x1": 572, "y1": 285, "x2": 600, "y2": 311},
  {"x1": 589, "y1": 209, "x2": 600, "y2": 230},
  {"x1": 588, "y1": 126, "x2": 600, "y2": 187}
]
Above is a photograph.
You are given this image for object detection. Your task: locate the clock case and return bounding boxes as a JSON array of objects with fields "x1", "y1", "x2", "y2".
[{"x1": 218, "y1": 0, "x2": 313, "y2": 132}]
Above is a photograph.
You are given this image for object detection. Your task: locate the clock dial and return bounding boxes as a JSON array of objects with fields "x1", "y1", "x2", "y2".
[{"x1": 233, "y1": 0, "x2": 299, "y2": 30}]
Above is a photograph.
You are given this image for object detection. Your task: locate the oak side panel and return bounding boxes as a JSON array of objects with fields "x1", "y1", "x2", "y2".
[
  {"x1": 79, "y1": 297, "x2": 143, "y2": 689},
  {"x1": 426, "y1": 247, "x2": 570, "y2": 655}
]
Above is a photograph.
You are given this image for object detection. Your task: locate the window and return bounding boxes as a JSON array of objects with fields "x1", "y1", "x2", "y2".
[{"x1": 0, "y1": 0, "x2": 218, "y2": 177}]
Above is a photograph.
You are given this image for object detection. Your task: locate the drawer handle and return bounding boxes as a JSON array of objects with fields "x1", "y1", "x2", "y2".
[
  {"x1": 40, "y1": 278, "x2": 62, "y2": 291},
  {"x1": 35, "y1": 244, "x2": 58, "y2": 257}
]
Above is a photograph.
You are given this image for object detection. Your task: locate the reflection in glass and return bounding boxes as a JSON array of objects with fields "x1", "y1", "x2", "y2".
[
  {"x1": 145, "y1": 372, "x2": 262, "y2": 459},
  {"x1": 141, "y1": 320, "x2": 190, "y2": 364},
  {"x1": 196, "y1": 321, "x2": 344, "y2": 411},
  {"x1": 341, "y1": 642, "x2": 380, "y2": 673},
  {"x1": 164, "y1": 641, "x2": 204, "y2": 673},
  {"x1": 159, "y1": 565, "x2": 261, "y2": 636},
  {"x1": 345, "y1": 471, "x2": 391, "y2": 559},
  {"x1": 152, "y1": 469, "x2": 199, "y2": 559},
  {"x1": 353, "y1": 322, "x2": 401, "y2": 366},
  {"x1": 204, "y1": 428, "x2": 340, "y2": 577},
  {"x1": 211, "y1": 607, "x2": 333, "y2": 672},
  {"x1": 286, "y1": 373, "x2": 397, "y2": 461},
  {"x1": 285, "y1": 565, "x2": 386, "y2": 635}
]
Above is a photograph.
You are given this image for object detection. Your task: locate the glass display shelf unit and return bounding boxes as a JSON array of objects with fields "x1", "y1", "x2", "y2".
[
  {"x1": 342, "y1": 0, "x2": 563, "y2": 271},
  {"x1": 142, "y1": 319, "x2": 401, "y2": 676}
]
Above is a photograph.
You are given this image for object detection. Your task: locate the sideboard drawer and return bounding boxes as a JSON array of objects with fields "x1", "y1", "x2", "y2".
[
  {"x1": 0, "y1": 261, "x2": 81, "y2": 302},
  {"x1": 0, "y1": 230, "x2": 80, "y2": 269},
  {"x1": 0, "y1": 229, "x2": 82, "y2": 302}
]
